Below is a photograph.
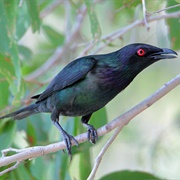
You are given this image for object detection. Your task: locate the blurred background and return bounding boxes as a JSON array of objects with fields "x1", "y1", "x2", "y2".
[{"x1": 0, "y1": 0, "x2": 180, "y2": 179}]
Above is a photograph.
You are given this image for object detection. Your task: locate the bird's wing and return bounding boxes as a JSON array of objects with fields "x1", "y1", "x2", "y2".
[{"x1": 32, "y1": 57, "x2": 97, "y2": 102}]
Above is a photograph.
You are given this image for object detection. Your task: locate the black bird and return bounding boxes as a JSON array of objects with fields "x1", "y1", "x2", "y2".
[{"x1": 0, "y1": 43, "x2": 177, "y2": 157}]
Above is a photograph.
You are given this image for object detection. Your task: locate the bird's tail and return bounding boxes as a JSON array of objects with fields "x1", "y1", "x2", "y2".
[{"x1": 0, "y1": 104, "x2": 39, "y2": 120}]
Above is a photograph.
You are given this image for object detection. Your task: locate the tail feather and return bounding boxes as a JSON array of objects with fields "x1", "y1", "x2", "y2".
[{"x1": 0, "y1": 104, "x2": 39, "y2": 120}]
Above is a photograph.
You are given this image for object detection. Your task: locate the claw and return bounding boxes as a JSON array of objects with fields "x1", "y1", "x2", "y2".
[
  {"x1": 61, "y1": 130, "x2": 79, "y2": 159},
  {"x1": 53, "y1": 121, "x2": 78, "y2": 159},
  {"x1": 81, "y1": 114, "x2": 98, "y2": 145},
  {"x1": 87, "y1": 124, "x2": 98, "y2": 144}
]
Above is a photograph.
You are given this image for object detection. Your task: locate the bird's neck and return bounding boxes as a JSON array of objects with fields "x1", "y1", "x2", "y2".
[{"x1": 96, "y1": 63, "x2": 137, "y2": 92}]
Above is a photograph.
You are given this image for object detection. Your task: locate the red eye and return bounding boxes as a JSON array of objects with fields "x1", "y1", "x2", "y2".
[{"x1": 137, "y1": 48, "x2": 146, "y2": 57}]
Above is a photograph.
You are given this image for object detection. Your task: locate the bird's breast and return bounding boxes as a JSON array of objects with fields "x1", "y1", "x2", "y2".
[
  {"x1": 48, "y1": 67, "x2": 134, "y2": 117},
  {"x1": 50, "y1": 74, "x2": 118, "y2": 116}
]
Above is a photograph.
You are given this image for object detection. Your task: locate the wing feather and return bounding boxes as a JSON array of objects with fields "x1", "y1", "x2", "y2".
[{"x1": 32, "y1": 57, "x2": 96, "y2": 102}]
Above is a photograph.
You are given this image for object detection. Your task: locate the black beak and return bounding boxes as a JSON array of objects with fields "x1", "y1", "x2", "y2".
[{"x1": 149, "y1": 48, "x2": 178, "y2": 60}]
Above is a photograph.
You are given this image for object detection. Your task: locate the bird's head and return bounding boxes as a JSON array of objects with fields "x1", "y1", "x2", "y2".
[{"x1": 118, "y1": 43, "x2": 178, "y2": 72}]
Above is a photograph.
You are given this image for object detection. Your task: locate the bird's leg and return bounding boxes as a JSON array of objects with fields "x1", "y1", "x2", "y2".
[
  {"x1": 51, "y1": 112, "x2": 78, "y2": 159},
  {"x1": 81, "y1": 114, "x2": 98, "y2": 144}
]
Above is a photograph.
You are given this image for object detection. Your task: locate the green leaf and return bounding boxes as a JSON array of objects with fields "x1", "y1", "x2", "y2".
[
  {"x1": 0, "y1": 121, "x2": 16, "y2": 150},
  {"x1": 3, "y1": 0, "x2": 17, "y2": 31},
  {"x1": 0, "y1": 74, "x2": 9, "y2": 108},
  {"x1": 53, "y1": 151, "x2": 70, "y2": 180},
  {"x1": 9, "y1": 43, "x2": 21, "y2": 95},
  {"x1": 42, "y1": 25, "x2": 65, "y2": 46},
  {"x1": 0, "y1": 1, "x2": 13, "y2": 54},
  {"x1": 84, "y1": 0, "x2": 101, "y2": 40},
  {"x1": 79, "y1": 149, "x2": 92, "y2": 180},
  {"x1": 166, "y1": 0, "x2": 180, "y2": 50},
  {"x1": 28, "y1": 114, "x2": 50, "y2": 143},
  {"x1": 27, "y1": 121, "x2": 37, "y2": 146},
  {"x1": 16, "y1": 163, "x2": 32, "y2": 180},
  {"x1": 30, "y1": 157, "x2": 44, "y2": 179},
  {"x1": 100, "y1": 170, "x2": 161, "y2": 180},
  {"x1": 12, "y1": 80, "x2": 26, "y2": 107},
  {"x1": 0, "y1": 55, "x2": 22, "y2": 103},
  {"x1": 0, "y1": 53, "x2": 14, "y2": 108},
  {"x1": 113, "y1": 0, "x2": 141, "y2": 8},
  {"x1": 18, "y1": 45, "x2": 33, "y2": 61},
  {"x1": 0, "y1": 1, "x2": 23, "y2": 101},
  {"x1": 15, "y1": 2, "x2": 31, "y2": 40},
  {"x1": 25, "y1": 0, "x2": 41, "y2": 32},
  {"x1": 39, "y1": 0, "x2": 52, "y2": 11},
  {"x1": 90, "y1": 107, "x2": 107, "y2": 129}
]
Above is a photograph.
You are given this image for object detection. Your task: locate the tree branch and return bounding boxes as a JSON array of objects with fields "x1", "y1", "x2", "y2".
[
  {"x1": 142, "y1": 0, "x2": 150, "y2": 30},
  {"x1": 78, "y1": 11, "x2": 180, "y2": 56},
  {"x1": 40, "y1": 0, "x2": 64, "y2": 19},
  {"x1": 87, "y1": 74, "x2": 180, "y2": 180},
  {"x1": 94, "y1": 11, "x2": 180, "y2": 53},
  {"x1": 0, "y1": 74, "x2": 179, "y2": 176},
  {"x1": 147, "y1": 4, "x2": 180, "y2": 16}
]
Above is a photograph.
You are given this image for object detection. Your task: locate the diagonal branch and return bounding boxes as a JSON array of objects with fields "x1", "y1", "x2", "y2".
[
  {"x1": 94, "y1": 11, "x2": 180, "y2": 54},
  {"x1": 147, "y1": 4, "x2": 180, "y2": 16},
  {"x1": 87, "y1": 74, "x2": 180, "y2": 180},
  {"x1": 0, "y1": 74, "x2": 179, "y2": 176},
  {"x1": 40, "y1": 0, "x2": 64, "y2": 19},
  {"x1": 78, "y1": 11, "x2": 180, "y2": 57}
]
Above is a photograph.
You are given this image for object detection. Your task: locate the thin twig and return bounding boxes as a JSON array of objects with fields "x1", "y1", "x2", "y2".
[
  {"x1": 0, "y1": 161, "x2": 21, "y2": 176},
  {"x1": 65, "y1": 0, "x2": 72, "y2": 40},
  {"x1": 142, "y1": 0, "x2": 150, "y2": 30},
  {"x1": 148, "y1": 4, "x2": 180, "y2": 16},
  {"x1": 87, "y1": 126, "x2": 121, "y2": 180},
  {"x1": 19, "y1": 0, "x2": 23, "y2": 7},
  {"x1": 94, "y1": 11, "x2": 180, "y2": 54},
  {"x1": 1, "y1": 148, "x2": 27, "y2": 157},
  {"x1": 40, "y1": 0, "x2": 64, "y2": 19},
  {"x1": 0, "y1": 74, "x2": 179, "y2": 176},
  {"x1": 78, "y1": 11, "x2": 180, "y2": 55},
  {"x1": 78, "y1": 41, "x2": 97, "y2": 57},
  {"x1": 114, "y1": 0, "x2": 135, "y2": 14}
]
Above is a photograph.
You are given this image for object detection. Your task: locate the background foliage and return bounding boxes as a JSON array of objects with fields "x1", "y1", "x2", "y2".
[{"x1": 0, "y1": 0, "x2": 180, "y2": 179}]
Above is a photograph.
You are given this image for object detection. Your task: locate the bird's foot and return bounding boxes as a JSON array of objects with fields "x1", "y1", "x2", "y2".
[
  {"x1": 53, "y1": 121, "x2": 78, "y2": 159},
  {"x1": 87, "y1": 124, "x2": 98, "y2": 144},
  {"x1": 61, "y1": 130, "x2": 78, "y2": 159}
]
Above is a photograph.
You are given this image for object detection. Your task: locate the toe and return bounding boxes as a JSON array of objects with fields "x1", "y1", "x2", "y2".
[
  {"x1": 62, "y1": 132, "x2": 79, "y2": 159},
  {"x1": 87, "y1": 126, "x2": 98, "y2": 144}
]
